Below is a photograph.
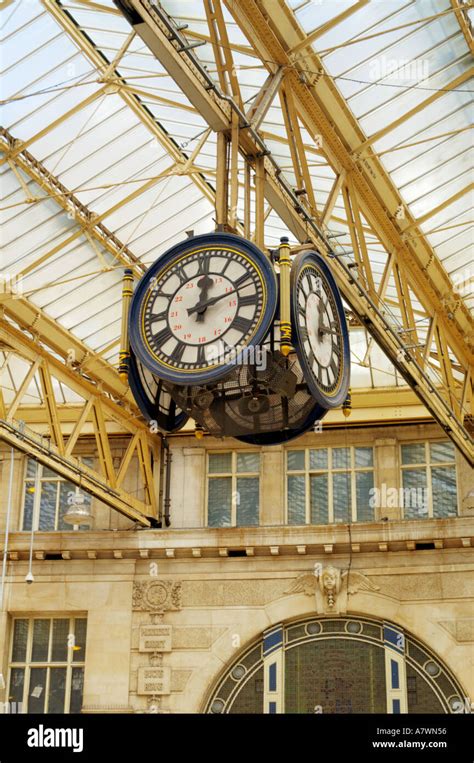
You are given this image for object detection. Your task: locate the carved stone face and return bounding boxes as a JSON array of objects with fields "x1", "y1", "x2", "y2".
[{"x1": 322, "y1": 568, "x2": 337, "y2": 590}]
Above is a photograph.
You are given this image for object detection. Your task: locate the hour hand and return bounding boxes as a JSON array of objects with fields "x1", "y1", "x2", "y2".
[{"x1": 195, "y1": 258, "x2": 214, "y2": 322}]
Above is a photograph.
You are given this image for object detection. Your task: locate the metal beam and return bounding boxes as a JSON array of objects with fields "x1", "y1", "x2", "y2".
[
  {"x1": 0, "y1": 323, "x2": 159, "y2": 525},
  {"x1": 226, "y1": 0, "x2": 472, "y2": 364},
  {"x1": 1, "y1": 420, "x2": 152, "y2": 526},
  {"x1": 289, "y1": 0, "x2": 370, "y2": 56},
  {"x1": 110, "y1": 0, "x2": 474, "y2": 464},
  {"x1": 450, "y1": 0, "x2": 474, "y2": 55},
  {"x1": 0, "y1": 297, "x2": 137, "y2": 408},
  {"x1": 42, "y1": 0, "x2": 217, "y2": 210},
  {"x1": 0, "y1": 128, "x2": 146, "y2": 278}
]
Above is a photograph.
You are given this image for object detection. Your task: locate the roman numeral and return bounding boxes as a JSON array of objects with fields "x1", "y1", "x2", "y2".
[
  {"x1": 174, "y1": 264, "x2": 188, "y2": 284},
  {"x1": 172, "y1": 342, "x2": 186, "y2": 363},
  {"x1": 231, "y1": 315, "x2": 253, "y2": 334},
  {"x1": 221, "y1": 257, "x2": 231, "y2": 275},
  {"x1": 149, "y1": 310, "x2": 168, "y2": 323},
  {"x1": 153, "y1": 326, "x2": 172, "y2": 347},
  {"x1": 330, "y1": 358, "x2": 338, "y2": 377},
  {"x1": 196, "y1": 345, "x2": 206, "y2": 364},
  {"x1": 300, "y1": 326, "x2": 309, "y2": 342},
  {"x1": 197, "y1": 255, "x2": 210, "y2": 276},
  {"x1": 234, "y1": 272, "x2": 253, "y2": 290},
  {"x1": 238, "y1": 293, "x2": 258, "y2": 307},
  {"x1": 298, "y1": 304, "x2": 306, "y2": 319},
  {"x1": 154, "y1": 380, "x2": 164, "y2": 405}
]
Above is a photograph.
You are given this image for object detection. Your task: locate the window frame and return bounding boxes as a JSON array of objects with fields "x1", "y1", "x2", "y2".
[
  {"x1": 206, "y1": 450, "x2": 261, "y2": 527},
  {"x1": 7, "y1": 616, "x2": 87, "y2": 714},
  {"x1": 285, "y1": 445, "x2": 375, "y2": 525},
  {"x1": 20, "y1": 457, "x2": 93, "y2": 532},
  {"x1": 399, "y1": 440, "x2": 458, "y2": 519}
]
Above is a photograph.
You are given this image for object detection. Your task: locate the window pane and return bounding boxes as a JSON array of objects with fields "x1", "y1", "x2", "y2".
[
  {"x1": 236, "y1": 453, "x2": 260, "y2": 473},
  {"x1": 80, "y1": 456, "x2": 94, "y2": 469},
  {"x1": 38, "y1": 482, "x2": 58, "y2": 530},
  {"x1": 70, "y1": 667, "x2": 84, "y2": 714},
  {"x1": 236, "y1": 478, "x2": 259, "y2": 526},
  {"x1": 401, "y1": 443, "x2": 426, "y2": 465},
  {"x1": 28, "y1": 667, "x2": 47, "y2": 712},
  {"x1": 11, "y1": 620, "x2": 28, "y2": 663},
  {"x1": 31, "y1": 620, "x2": 50, "y2": 662},
  {"x1": 287, "y1": 450, "x2": 305, "y2": 471},
  {"x1": 42, "y1": 466, "x2": 59, "y2": 478},
  {"x1": 26, "y1": 459, "x2": 37, "y2": 478},
  {"x1": 208, "y1": 477, "x2": 232, "y2": 527},
  {"x1": 333, "y1": 448, "x2": 350, "y2": 469},
  {"x1": 430, "y1": 442, "x2": 455, "y2": 463},
  {"x1": 73, "y1": 619, "x2": 87, "y2": 662},
  {"x1": 48, "y1": 668, "x2": 66, "y2": 713},
  {"x1": 333, "y1": 473, "x2": 351, "y2": 522},
  {"x1": 8, "y1": 667, "x2": 24, "y2": 708},
  {"x1": 356, "y1": 471, "x2": 375, "y2": 522},
  {"x1": 288, "y1": 475, "x2": 306, "y2": 524},
  {"x1": 51, "y1": 620, "x2": 69, "y2": 662},
  {"x1": 432, "y1": 467, "x2": 457, "y2": 518},
  {"x1": 22, "y1": 485, "x2": 35, "y2": 531},
  {"x1": 310, "y1": 474, "x2": 328, "y2": 524},
  {"x1": 355, "y1": 447, "x2": 373, "y2": 468},
  {"x1": 309, "y1": 449, "x2": 328, "y2": 470},
  {"x1": 208, "y1": 453, "x2": 232, "y2": 474},
  {"x1": 402, "y1": 468, "x2": 428, "y2": 519}
]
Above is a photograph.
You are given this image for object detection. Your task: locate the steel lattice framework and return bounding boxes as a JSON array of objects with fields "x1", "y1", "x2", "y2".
[{"x1": 1, "y1": 0, "x2": 473, "y2": 529}]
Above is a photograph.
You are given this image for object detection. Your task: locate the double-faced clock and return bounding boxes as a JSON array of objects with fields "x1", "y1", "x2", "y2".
[
  {"x1": 128, "y1": 347, "x2": 188, "y2": 432},
  {"x1": 290, "y1": 250, "x2": 350, "y2": 409},
  {"x1": 129, "y1": 233, "x2": 277, "y2": 385}
]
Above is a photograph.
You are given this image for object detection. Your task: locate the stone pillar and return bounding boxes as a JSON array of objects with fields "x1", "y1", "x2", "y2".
[
  {"x1": 374, "y1": 438, "x2": 401, "y2": 521},
  {"x1": 172, "y1": 447, "x2": 205, "y2": 528},
  {"x1": 260, "y1": 446, "x2": 284, "y2": 525}
]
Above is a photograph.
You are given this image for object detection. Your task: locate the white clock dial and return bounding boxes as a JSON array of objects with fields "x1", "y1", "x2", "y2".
[
  {"x1": 294, "y1": 264, "x2": 344, "y2": 395},
  {"x1": 142, "y1": 247, "x2": 265, "y2": 373}
]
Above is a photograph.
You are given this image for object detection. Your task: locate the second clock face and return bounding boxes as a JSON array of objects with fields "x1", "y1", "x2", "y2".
[
  {"x1": 129, "y1": 233, "x2": 277, "y2": 384},
  {"x1": 291, "y1": 250, "x2": 350, "y2": 408}
]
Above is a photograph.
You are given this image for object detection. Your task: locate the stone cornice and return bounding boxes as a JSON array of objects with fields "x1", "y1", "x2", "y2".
[{"x1": 3, "y1": 517, "x2": 473, "y2": 561}]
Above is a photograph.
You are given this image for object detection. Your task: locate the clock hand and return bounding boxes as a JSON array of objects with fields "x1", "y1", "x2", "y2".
[
  {"x1": 317, "y1": 292, "x2": 326, "y2": 334},
  {"x1": 187, "y1": 284, "x2": 246, "y2": 317},
  {"x1": 195, "y1": 257, "x2": 213, "y2": 323}
]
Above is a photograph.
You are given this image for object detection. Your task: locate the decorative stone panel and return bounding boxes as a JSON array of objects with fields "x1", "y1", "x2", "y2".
[
  {"x1": 137, "y1": 666, "x2": 171, "y2": 695},
  {"x1": 139, "y1": 624, "x2": 172, "y2": 652},
  {"x1": 132, "y1": 580, "x2": 181, "y2": 611}
]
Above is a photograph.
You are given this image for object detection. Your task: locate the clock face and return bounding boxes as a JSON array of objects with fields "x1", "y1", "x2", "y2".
[
  {"x1": 128, "y1": 348, "x2": 187, "y2": 432},
  {"x1": 291, "y1": 250, "x2": 350, "y2": 408},
  {"x1": 129, "y1": 233, "x2": 277, "y2": 384}
]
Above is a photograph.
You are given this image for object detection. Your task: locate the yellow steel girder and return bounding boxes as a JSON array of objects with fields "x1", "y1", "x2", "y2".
[
  {"x1": 0, "y1": 322, "x2": 159, "y2": 525},
  {"x1": 107, "y1": 0, "x2": 473, "y2": 463}
]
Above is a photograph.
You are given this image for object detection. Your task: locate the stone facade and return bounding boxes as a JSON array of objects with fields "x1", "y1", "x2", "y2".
[{"x1": 0, "y1": 421, "x2": 472, "y2": 713}]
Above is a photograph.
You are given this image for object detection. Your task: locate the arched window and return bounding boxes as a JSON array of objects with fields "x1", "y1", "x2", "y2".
[{"x1": 205, "y1": 616, "x2": 465, "y2": 714}]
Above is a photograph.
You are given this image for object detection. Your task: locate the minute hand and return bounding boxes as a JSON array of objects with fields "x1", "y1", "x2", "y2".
[{"x1": 187, "y1": 284, "x2": 247, "y2": 316}]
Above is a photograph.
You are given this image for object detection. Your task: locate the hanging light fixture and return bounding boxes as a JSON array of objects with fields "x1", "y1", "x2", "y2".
[{"x1": 63, "y1": 486, "x2": 93, "y2": 527}]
